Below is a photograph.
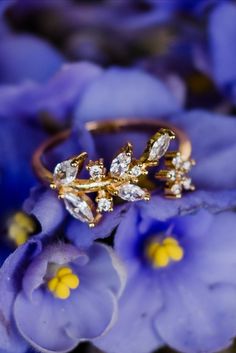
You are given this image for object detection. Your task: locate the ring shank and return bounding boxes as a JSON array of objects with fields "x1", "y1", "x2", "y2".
[{"x1": 32, "y1": 118, "x2": 192, "y2": 184}]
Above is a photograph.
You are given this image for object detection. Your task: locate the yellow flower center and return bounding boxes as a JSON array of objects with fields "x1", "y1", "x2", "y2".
[
  {"x1": 47, "y1": 266, "x2": 80, "y2": 300},
  {"x1": 146, "y1": 236, "x2": 184, "y2": 268},
  {"x1": 8, "y1": 212, "x2": 36, "y2": 246}
]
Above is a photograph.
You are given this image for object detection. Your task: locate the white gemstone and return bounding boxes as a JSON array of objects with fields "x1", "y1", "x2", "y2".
[
  {"x1": 89, "y1": 165, "x2": 103, "y2": 180},
  {"x1": 171, "y1": 183, "x2": 182, "y2": 195},
  {"x1": 131, "y1": 165, "x2": 142, "y2": 177},
  {"x1": 64, "y1": 193, "x2": 94, "y2": 223},
  {"x1": 148, "y1": 134, "x2": 171, "y2": 161},
  {"x1": 167, "y1": 170, "x2": 176, "y2": 181},
  {"x1": 182, "y1": 160, "x2": 191, "y2": 172},
  {"x1": 110, "y1": 152, "x2": 132, "y2": 177},
  {"x1": 97, "y1": 198, "x2": 112, "y2": 212},
  {"x1": 172, "y1": 155, "x2": 183, "y2": 169},
  {"x1": 182, "y1": 177, "x2": 192, "y2": 190},
  {"x1": 118, "y1": 184, "x2": 146, "y2": 202},
  {"x1": 53, "y1": 160, "x2": 78, "y2": 185}
]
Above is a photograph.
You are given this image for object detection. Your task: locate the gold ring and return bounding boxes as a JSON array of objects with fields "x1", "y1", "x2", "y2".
[{"x1": 32, "y1": 119, "x2": 195, "y2": 227}]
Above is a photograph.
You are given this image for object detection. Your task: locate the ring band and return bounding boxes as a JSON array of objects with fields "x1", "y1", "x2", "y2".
[{"x1": 32, "y1": 119, "x2": 195, "y2": 227}]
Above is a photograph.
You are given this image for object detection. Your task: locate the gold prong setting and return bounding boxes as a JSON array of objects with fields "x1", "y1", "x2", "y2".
[
  {"x1": 96, "y1": 191, "x2": 113, "y2": 213},
  {"x1": 87, "y1": 159, "x2": 106, "y2": 181}
]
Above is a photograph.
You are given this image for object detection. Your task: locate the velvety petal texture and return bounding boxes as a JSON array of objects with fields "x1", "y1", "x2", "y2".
[
  {"x1": 75, "y1": 67, "x2": 181, "y2": 123},
  {"x1": 0, "y1": 239, "x2": 42, "y2": 353},
  {"x1": 95, "y1": 206, "x2": 163, "y2": 353},
  {"x1": 0, "y1": 238, "x2": 125, "y2": 353},
  {"x1": 153, "y1": 211, "x2": 236, "y2": 353},
  {"x1": 94, "y1": 273, "x2": 163, "y2": 353},
  {"x1": 0, "y1": 62, "x2": 103, "y2": 121},
  {"x1": 66, "y1": 204, "x2": 129, "y2": 247},
  {"x1": 139, "y1": 190, "x2": 236, "y2": 222},
  {"x1": 23, "y1": 188, "x2": 65, "y2": 236},
  {"x1": 95, "y1": 206, "x2": 236, "y2": 353}
]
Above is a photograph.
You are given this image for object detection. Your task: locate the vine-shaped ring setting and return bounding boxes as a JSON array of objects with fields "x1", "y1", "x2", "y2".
[{"x1": 49, "y1": 128, "x2": 195, "y2": 227}]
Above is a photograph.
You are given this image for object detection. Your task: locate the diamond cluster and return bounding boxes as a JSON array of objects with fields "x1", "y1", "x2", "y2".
[
  {"x1": 155, "y1": 152, "x2": 195, "y2": 198},
  {"x1": 51, "y1": 128, "x2": 189, "y2": 226}
]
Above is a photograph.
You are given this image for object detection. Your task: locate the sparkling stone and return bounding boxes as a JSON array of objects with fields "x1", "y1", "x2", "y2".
[
  {"x1": 89, "y1": 165, "x2": 103, "y2": 180},
  {"x1": 53, "y1": 160, "x2": 78, "y2": 185},
  {"x1": 167, "y1": 170, "x2": 176, "y2": 181},
  {"x1": 171, "y1": 183, "x2": 182, "y2": 196},
  {"x1": 182, "y1": 177, "x2": 192, "y2": 190},
  {"x1": 131, "y1": 165, "x2": 142, "y2": 177},
  {"x1": 172, "y1": 155, "x2": 183, "y2": 169},
  {"x1": 64, "y1": 193, "x2": 94, "y2": 223},
  {"x1": 118, "y1": 184, "x2": 146, "y2": 202},
  {"x1": 148, "y1": 134, "x2": 171, "y2": 161},
  {"x1": 110, "y1": 152, "x2": 132, "y2": 177},
  {"x1": 97, "y1": 198, "x2": 112, "y2": 212},
  {"x1": 182, "y1": 160, "x2": 192, "y2": 172}
]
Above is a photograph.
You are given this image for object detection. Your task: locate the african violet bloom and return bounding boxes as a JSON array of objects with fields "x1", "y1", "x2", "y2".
[
  {"x1": 95, "y1": 205, "x2": 236, "y2": 353},
  {"x1": 0, "y1": 235, "x2": 125, "y2": 353}
]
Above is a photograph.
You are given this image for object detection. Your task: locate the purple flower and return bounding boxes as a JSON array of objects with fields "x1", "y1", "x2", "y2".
[
  {"x1": 95, "y1": 204, "x2": 236, "y2": 353},
  {"x1": 0, "y1": 238, "x2": 125, "y2": 353},
  {"x1": 75, "y1": 67, "x2": 181, "y2": 122},
  {"x1": 0, "y1": 62, "x2": 102, "y2": 121}
]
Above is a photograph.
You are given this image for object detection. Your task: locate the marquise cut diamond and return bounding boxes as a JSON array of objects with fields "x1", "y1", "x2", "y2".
[
  {"x1": 54, "y1": 160, "x2": 78, "y2": 185},
  {"x1": 118, "y1": 184, "x2": 146, "y2": 201},
  {"x1": 148, "y1": 134, "x2": 170, "y2": 161},
  {"x1": 110, "y1": 152, "x2": 131, "y2": 177},
  {"x1": 64, "y1": 193, "x2": 94, "y2": 223}
]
